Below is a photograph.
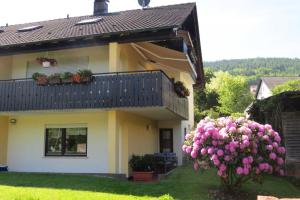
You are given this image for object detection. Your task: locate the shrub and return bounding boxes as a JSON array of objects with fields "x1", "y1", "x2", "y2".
[
  {"x1": 182, "y1": 117, "x2": 285, "y2": 191},
  {"x1": 32, "y1": 72, "x2": 46, "y2": 81},
  {"x1": 60, "y1": 72, "x2": 73, "y2": 80},
  {"x1": 129, "y1": 155, "x2": 155, "y2": 172}
]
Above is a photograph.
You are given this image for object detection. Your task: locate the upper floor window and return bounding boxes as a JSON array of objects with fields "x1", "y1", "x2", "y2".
[{"x1": 45, "y1": 127, "x2": 87, "y2": 157}]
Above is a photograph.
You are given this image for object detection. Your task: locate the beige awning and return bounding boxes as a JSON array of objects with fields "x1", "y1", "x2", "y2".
[{"x1": 131, "y1": 42, "x2": 196, "y2": 77}]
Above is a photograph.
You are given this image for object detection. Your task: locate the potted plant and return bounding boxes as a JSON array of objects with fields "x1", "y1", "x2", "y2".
[
  {"x1": 72, "y1": 73, "x2": 81, "y2": 83},
  {"x1": 60, "y1": 72, "x2": 74, "y2": 84},
  {"x1": 174, "y1": 81, "x2": 190, "y2": 98},
  {"x1": 48, "y1": 73, "x2": 61, "y2": 85},
  {"x1": 78, "y1": 69, "x2": 93, "y2": 83},
  {"x1": 129, "y1": 155, "x2": 155, "y2": 182},
  {"x1": 36, "y1": 57, "x2": 58, "y2": 68},
  {"x1": 32, "y1": 72, "x2": 48, "y2": 85}
]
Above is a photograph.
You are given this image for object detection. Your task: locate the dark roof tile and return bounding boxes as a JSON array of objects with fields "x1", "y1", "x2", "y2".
[{"x1": 0, "y1": 3, "x2": 195, "y2": 47}]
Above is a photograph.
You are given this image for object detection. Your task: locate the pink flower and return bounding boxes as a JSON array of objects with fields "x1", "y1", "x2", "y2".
[
  {"x1": 265, "y1": 124, "x2": 272, "y2": 130},
  {"x1": 217, "y1": 170, "x2": 223, "y2": 177},
  {"x1": 269, "y1": 152, "x2": 277, "y2": 160},
  {"x1": 242, "y1": 157, "x2": 249, "y2": 165},
  {"x1": 236, "y1": 167, "x2": 243, "y2": 175},
  {"x1": 277, "y1": 157, "x2": 284, "y2": 165},
  {"x1": 219, "y1": 164, "x2": 226, "y2": 172},
  {"x1": 186, "y1": 146, "x2": 192, "y2": 154},
  {"x1": 229, "y1": 127, "x2": 236, "y2": 133},
  {"x1": 191, "y1": 150, "x2": 198, "y2": 158},
  {"x1": 208, "y1": 147, "x2": 214, "y2": 155},
  {"x1": 274, "y1": 135, "x2": 281, "y2": 143},
  {"x1": 248, "y1": 156, "x2": 253, "y2": 163},
  {"x1": 212, "y1": 140, "x2": 218, "y2": 146},
  {"x1": 272, "y1": 142, "x2": 278, "y2": 148},
  {"x1": 217, "y1": 149, "x2": 224, "y2": 157},
  {"x1": 243, "y1": 168, "x2": 249, "y2": 175},
  {"x1": 266, "y1": 145, "x2": 273, "y2": 151},
  {"x1": 213, "y1": 159, "x2": 220, "y2": 166},
  {"x1": 200, "y1": 148, "x2": 207, "y2": 156},
  {"x1": 263, "y1": 135, "x2": 270, "y2": 141},
  {"x1": 277, "y1": 147, "x2": 286, "y2": 154},
  {"x1": 182, "y1": 145, "x2": 187, "y2": 152},
  {"x1": 224, "y1": 155, "x2": 231, "y2": 161}
]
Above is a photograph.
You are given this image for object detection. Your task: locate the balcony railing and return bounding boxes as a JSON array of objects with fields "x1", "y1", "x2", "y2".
[{"x1": 0, "y1": 70, "x2": 188, "y2": 119}]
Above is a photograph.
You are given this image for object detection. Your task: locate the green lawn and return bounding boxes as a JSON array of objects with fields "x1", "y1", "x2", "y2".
[{"x1": 0, "y1": 165, "x2": 299, "y2": 200}]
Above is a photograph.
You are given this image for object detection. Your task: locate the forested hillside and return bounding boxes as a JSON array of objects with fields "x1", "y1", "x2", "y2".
[{"x1": 204, "y1": 58, "x2": 300, "y2": 84}]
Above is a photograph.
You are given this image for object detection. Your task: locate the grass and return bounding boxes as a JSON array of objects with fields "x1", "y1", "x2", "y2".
[{"x1": 0, "y1": 165, "x2": 299, "y2": 200}]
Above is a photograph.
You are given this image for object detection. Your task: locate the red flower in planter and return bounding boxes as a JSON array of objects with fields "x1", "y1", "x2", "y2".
[{"x1": 73, "y1": 73, "x2": 81, "y2": 83}]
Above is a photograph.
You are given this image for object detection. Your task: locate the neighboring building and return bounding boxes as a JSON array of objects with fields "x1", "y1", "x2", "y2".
[
  {"x1": 0, "y1": 1, "x2": 204, "y2": 177},
  {"x1": 255, "y1": 76, "x2": 300, "y2": 100},
  {"x1": 250, "y1": 91, "x2": 300, "y2": 177}
]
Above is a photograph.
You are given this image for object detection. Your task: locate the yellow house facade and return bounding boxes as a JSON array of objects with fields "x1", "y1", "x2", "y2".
[{"x1": 0, "y1": 2, "x2": 203, "y2": 177}]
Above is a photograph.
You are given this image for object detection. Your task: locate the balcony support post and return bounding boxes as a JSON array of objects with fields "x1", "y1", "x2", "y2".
[{"x1": 109, "y1": 42, "x2": 121, "y2": 72}]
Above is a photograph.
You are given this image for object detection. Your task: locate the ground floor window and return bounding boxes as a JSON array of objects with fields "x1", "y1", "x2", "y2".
[{"x1": 45, "y1": 127, "x2": 87, "y2": 156}]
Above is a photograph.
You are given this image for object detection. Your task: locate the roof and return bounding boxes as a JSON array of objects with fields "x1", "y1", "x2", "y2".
[
  {"x1": 261, "y1": 76, "x2": 300, "y2": 90},
  {"x1": 0, "y1": 3, "x2": 196, "y2": 48}
]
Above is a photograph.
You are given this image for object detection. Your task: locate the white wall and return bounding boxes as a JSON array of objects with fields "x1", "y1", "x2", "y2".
[
  {"x1": 257, "y1": 81, "x2": 272, "y2": 100},
  {"x1": 7, "y1": 112, "x2": 108, "y2": 173}
]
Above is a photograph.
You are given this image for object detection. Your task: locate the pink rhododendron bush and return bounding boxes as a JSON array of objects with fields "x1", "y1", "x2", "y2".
[{"x1": 182, "y1": 117, "x2": 285, "y2": 191}]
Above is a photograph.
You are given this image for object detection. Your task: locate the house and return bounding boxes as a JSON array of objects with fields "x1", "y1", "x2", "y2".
[
  {"x1": 255, "y1": 76, "x2": 300, "y2": 100},
  {"x1": 0, "y1": 0, "x2": 204, "y2": 177},
  {"x1": 249, "y1": 91, "x2": 300, "y2": 177}
]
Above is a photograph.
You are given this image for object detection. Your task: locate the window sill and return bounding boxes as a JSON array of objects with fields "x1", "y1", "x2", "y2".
[{"x1": 42, "y1": 156, "x2": 89, "y2": 159}]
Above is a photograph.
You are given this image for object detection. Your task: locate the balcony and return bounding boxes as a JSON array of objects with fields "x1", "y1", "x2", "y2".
[{"x1": 0, "y1": 71, "x2": 188, "y2": 119}]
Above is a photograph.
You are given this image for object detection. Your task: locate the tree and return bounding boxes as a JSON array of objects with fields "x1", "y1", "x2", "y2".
[
  {"x1": 272, "y1": 80, "x2": 300, "y2": 95},
  {"x1": 208, "y1": 72, "x2": 253, "y2": 114},
  {"x1": 194, "y1": 70, "x2": 220, "y2": 121},
  {"x1": 183, "y1": 117, "x2": 285, "y2": 192}
]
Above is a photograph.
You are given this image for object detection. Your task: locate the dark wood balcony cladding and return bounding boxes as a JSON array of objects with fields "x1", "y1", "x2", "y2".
[{"x1": 0, "y1": 71, "x2": 188, "y2": 119}]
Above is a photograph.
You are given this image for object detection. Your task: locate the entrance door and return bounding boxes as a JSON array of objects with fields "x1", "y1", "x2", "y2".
[{"x1": 159, "y1": 129, "x2": 173, "y2": 153}]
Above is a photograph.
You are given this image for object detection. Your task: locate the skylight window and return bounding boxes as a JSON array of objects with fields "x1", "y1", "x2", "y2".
[
  {"x1": 76, "y1": 18, "x2": 103, "y2": 25},
  {"x1": 18, "y1": 25, "x2": 43, "y2": 32}
]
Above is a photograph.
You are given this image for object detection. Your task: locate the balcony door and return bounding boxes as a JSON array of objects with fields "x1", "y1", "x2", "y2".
[{"x1": 159, "y1": 129, "x2": 173, "y2": 153}]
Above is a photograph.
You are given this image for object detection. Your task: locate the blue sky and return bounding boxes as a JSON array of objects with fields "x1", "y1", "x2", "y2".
[{"x1": 0, "y1": 0, "x2": 299, "y2": 61}]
